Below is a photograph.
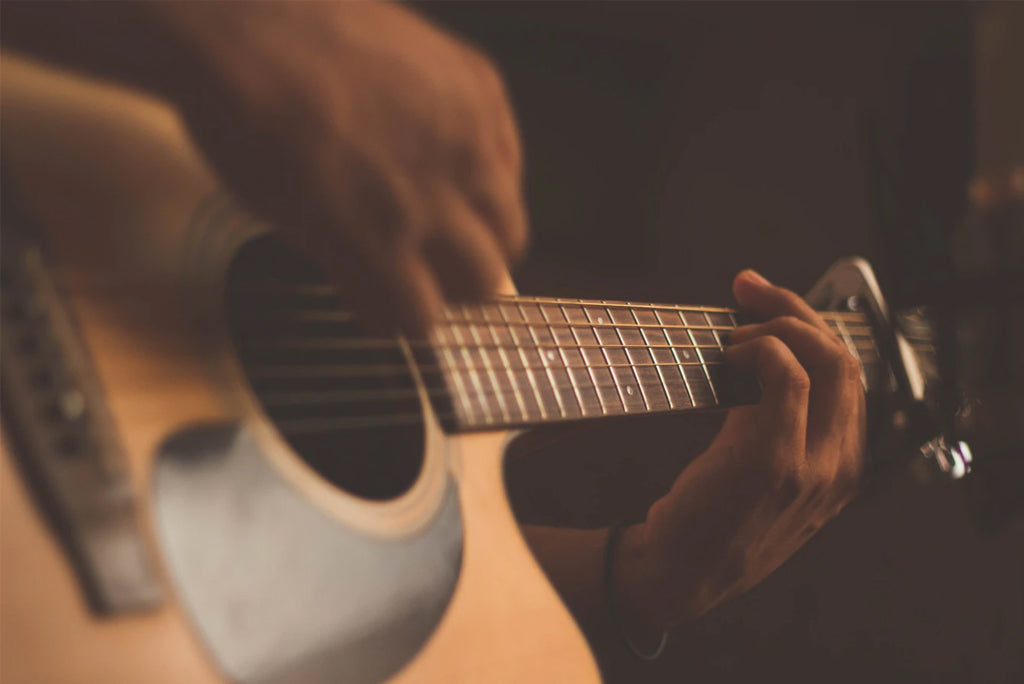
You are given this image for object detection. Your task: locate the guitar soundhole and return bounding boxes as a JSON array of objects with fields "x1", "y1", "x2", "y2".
[{"x1": 224, "y1": 236, "x2": 425, "y2": 501}]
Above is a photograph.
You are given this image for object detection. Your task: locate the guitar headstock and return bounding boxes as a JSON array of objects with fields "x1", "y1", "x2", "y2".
[{"x1": 806, "y1": 258, "x2": 974, "y2": 480}]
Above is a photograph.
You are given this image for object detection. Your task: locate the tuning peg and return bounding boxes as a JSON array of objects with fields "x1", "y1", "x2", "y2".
[{"x1": 919, "y1": 435, "x2": 974, "y2": 480}]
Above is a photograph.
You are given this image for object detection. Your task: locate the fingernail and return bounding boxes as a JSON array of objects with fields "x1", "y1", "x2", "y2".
[{"x1": 742, "y1": 269, "x2": 770, "y2": 286}]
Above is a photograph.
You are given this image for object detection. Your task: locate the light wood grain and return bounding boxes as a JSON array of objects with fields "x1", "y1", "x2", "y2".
[{"x1": 0, "y1": 53, "x2": 598, "y2": 683}]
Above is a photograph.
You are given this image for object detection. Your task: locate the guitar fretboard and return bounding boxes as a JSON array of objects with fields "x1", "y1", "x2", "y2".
[{"x1": 425, "y1": 295, "x2": 882, "y2": 431}]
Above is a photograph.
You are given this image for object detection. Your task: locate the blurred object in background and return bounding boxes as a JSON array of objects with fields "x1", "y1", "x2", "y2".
[
  {"x1": 953, "y1": 166, "x2": 1024, "y2": 529},
  {"x1": 867, "y1": 0, "x2": 1024, "y2": 528},
  {"x1": 954, "y1": 1, "x2": 1024, "y2": 529}
]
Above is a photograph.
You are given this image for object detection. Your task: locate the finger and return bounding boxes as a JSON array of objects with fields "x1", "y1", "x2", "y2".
[
  {"x1": 465, "y1": 47, "x2": 524, "y2": 177},
  {"x1": 369, "y1": 247, "x2": 447, "y2": 336},
  {"x1": 314, "y1": 235, "x2": 445, "y2": 337},
  {"x1": 732, "y1": 270, "x2": 831, "y2": 335},
  {"x1": 730, "y1": 316, "x2": 861, "y2": 450},
  {"x1": 452, "y1": 139, "x2": 529, "y2": 262},
  {"x1": 466, "y1": 170, "x2": 529, "y2": 263},
  {"x1": 723, "y1": 336, "x2": 809, "y2": 470},
  {"x1": 422, "y1": 190, "x2": 509, "y2": 301}
]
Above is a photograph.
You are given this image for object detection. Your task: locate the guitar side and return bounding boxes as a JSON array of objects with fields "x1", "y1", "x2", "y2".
[{"x1": 0, "y1": 53, "x2": 599, "y2": 684}]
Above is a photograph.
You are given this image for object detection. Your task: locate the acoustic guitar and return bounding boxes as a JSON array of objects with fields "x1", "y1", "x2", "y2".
[{"x1": 0, "y1": 53, "x2": 945, "y2": 683}]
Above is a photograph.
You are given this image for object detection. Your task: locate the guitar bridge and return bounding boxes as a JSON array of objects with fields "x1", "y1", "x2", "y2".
[{"x1": 1, "y1": 215, "x2": 162, "y2": 615}]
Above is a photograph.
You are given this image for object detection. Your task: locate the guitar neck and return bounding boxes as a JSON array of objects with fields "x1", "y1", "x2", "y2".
[{"x1": 422, "y1": 295, "x2": 882, "y2": 432}]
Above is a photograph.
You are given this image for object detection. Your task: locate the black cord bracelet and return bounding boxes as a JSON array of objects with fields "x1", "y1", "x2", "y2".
[{"x1": 603, "y1": 522, "x2": 670, "y2": 661}]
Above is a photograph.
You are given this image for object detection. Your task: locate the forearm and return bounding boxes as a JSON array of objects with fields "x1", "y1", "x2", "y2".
[{"x1": 521, "y1": 524, "x2": 670, "y2": 669}]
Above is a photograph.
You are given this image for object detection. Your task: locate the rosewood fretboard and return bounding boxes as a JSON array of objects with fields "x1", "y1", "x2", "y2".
[{"x1": 423, "y1": 295, "x2": 882, "y2": 432}]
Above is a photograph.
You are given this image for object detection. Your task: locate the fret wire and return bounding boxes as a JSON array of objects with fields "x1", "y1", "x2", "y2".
[
  {"x1": 706, "y1": 311, "x2": 728, "y2": 403},
  {"x1": 689, "y1": 312, "x2": 718, "y2": 405},
  {"x1": 521, "y1": 302, "x2": 568, "y2": 419},
  {"x1": 572, "y1": 299, "x2": 613, "y2": 415},
  {"x1": 458, "y1": 317, "x2": 501, "y2": 423},
  {"x1": 552, "y1": 303, "x2": 589, "y2": 416},
  {"x1": 431, "y1": 371, "x2": 684, "y2": 408},
  {"x1": 708, "y1": 310, "x2": 732, "y2": 399},
  {"x1": 631, "y1": 306, "x2": 675, "y2": 410},
  {"x1": 543, "y1": 304, "x2": 585, "y2": 417},
  {"x1": 588, "y1": 304, "x2": 632, "y2": 413},
  {"x1": 507, "y1": 302, "x2": 551, "y2": 420},
  {"x1": 438, "y1": 325, "x2": 481, "y2": 426},
  {"x1": 460, "y1": 306, "x2": 512, "y2": 424},
  {"x1": 484, "y1": 318, "x2": 530, "y2": 422},
  {"x1": 657, "y1": 308, "x2": 697, "y2": 408},
  {"x1": 615, "y1": 304, "x2": 653, "y2": 411},
  {"x1": 438, "y1": 319, "x2": 489, "y2": 421},
  {"x1": 500, "y1": 307, "x2": 548, "y2": 420}
]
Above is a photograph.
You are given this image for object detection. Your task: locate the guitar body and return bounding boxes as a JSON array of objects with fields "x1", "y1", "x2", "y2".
[{"x1": 0, "y1": 54, "x2": 599, "y2": 683}]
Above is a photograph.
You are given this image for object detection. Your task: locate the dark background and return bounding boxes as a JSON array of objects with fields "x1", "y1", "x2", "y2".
[{"x1": 418, "y1": 2, "x2": 1023, "y2": 682}]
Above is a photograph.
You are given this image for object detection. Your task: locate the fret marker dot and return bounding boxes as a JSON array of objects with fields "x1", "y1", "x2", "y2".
[
  {"x1": 683, "y1": 350, "x2": 692, "y2": 359},
  {"x1": 626, "y1": 386, "x2": 634, "y2": 396},
  {"x1": 546, "y1": 350, "x2": 556, "y2": 361},
  {"x1": 597, "y1": 316, "x2": 605, "y2": 324}
]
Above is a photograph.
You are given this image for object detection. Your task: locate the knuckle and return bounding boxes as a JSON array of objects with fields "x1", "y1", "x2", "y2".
[
  {"x1": 806, "y1": 468, "x2": 833, "y2": 503},
  {"x1": 757, "y1": 334, "x2": 789, "y2": 358},
  {"x1": 783, "y1": 366, "x2": 811, "y2": 394},
  {"x1": 775, "y1": 315, "x2": 803, "y2": 332},
  {"x1": 841, "y1": 351, "x2": 862, "y2": 382},
  {"x1": 776, "y1": 288, "x2": 805, "y2": 312},
  {"x1": 769, "y1": 461, "x2": 804, "y2": 507},
  {"x1": 823, "y1": 345, "x2": 860, "y2": 383},
  {"x1": 757, "y1": 335, "x2": 811, "y2": 393},
  {"x1": 837, "y1": 455, "x2": 864, "y2": 494}
]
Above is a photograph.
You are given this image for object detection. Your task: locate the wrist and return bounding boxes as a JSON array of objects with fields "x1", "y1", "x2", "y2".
[{"x1": 607, "y1": 523, "x2": 671, "y2": 656}]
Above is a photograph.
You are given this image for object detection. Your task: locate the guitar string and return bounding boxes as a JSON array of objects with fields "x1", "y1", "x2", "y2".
[
  {"x1": 247, "y1": 350, "x2": 889, "y2": 433},
  {"x1": 243, "y1": 337, "x2": 884, "y2": 353},
  {"x1": 235, "y1": 329, "x2": 929, "y2": 354},
  {"x1": 257, "y1": 357, "x2": 887, "y2": 410},
  {"x1": 234, "y1": 282, "x2": 934, "y2": 344},
  {"x1": 241, "y1": 333, "x2": 897, "y2": 431},
  {"x1": 244, "y1": 351, "x2": 885, "y2": 379},
  {"x1": 230, "y1": 288, "x2": 933, "y2": 432},
  {"x1": 252, "y1": 311, "x2": 876, "y2": 335},
  {"x1": 272, "y1": 354, "x2": 891, "y2": 434},
  {"x1": 232, "y1": 282, "x2": 876, "y2": 321}
]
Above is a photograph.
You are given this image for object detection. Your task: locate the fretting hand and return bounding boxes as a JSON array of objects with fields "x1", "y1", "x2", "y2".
[{"x1": 614, "y1": 269, "x2": 865, "y2": 633}]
